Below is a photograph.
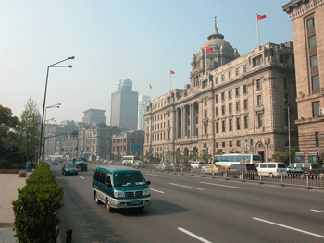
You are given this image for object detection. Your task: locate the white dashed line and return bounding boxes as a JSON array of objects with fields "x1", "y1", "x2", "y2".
[
  {"x1": 145, "y1": 174, "x2": 160, "y2": 176},
  {"x1": 150, "y1": 188, "x2": 165, "y2": 193},
  {"x1": 80, "y1": 176, "x2": 84, "y2": 179},
  {"x1": 311, "y1": 209, "x2": 323, "y2": 213},
  {"x1": 170, "y1": 183, "x2": 193, "y2": 189},
  {"x1": 253, "y1": 217, "x2": 324, "y2": 238},
  {"x1": 200, "y1": 181, "x2": 239, "y2": 189},
  {"x1": 178, "y1": 227, "x2": 212, "y2": 243}
]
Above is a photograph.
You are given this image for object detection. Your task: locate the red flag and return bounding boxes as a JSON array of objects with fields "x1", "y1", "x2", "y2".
[
  {"x1": 170, "y1": 70, "x2": 175, "y2": 74},
  {"x1": 149, "y1": 84, "x2": 152, "y2": 89},
  {"x1": 206, "y1": 47, "x2": 213, "y2": 52},
  {"x1": 257, "y1": 14, "x2": 266, "y2": 20},
  {"x1": 129, "y1": 125, "x2": 131, "y2": 128}
]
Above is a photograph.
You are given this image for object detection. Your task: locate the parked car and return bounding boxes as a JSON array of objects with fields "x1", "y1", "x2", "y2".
[
  {"x1": 178, "y1": 164, "x2": 192, "y2": 171},
  {"x1": 287, "y1": 167, "x2": 308, "y2": 176},
  {"x1": 202, "y1": 164, "x2": 225, "y2": 174},
  {"x1": 190, "y1": 161, "x2": 206, "y2": 168},
  {"x1": 229, "y1": 164, "x2": 257, "y2": 172},
  {"x1": 169, "y1": 163, "x2": 181, "y2": 171},
  {"x1": 156, "y1": 162, "x2": 170, "y2": 171},
  {"x1": 133, "y1": 161, "x2": 146, "y2": 169},
  {"x1": 62, "y1": 164, "x2": 78, "y2": 176}
]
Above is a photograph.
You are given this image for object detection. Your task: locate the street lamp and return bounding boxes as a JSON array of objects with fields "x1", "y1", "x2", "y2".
[
  {"x1": 38, "y1": 56, "x2": 74, "y2": 164},
  {"x1": 284, "y1": 99, "x2": 291, "y2": 166}
]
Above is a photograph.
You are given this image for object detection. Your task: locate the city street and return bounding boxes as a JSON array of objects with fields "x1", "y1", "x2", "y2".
[{"x1": 52, "y1": 163, "x2": 324, "y2": 243}]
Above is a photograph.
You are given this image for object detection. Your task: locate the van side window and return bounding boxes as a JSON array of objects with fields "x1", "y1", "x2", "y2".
[
  {"x1": 106, "y1": 174, "x2": 111, "y2": 184},
  {"x1": 268, "y1": 164, "x2": 276, "y2": 168},
  {"x1": 99, "y1": 172, "x2": 107, "y2": 184},
  {"x1": 94, "y1": 171, "x2": 100, "y2": 181},
  {"x1": 260, "y1": 164, "x2": 267, "y2": 168}
]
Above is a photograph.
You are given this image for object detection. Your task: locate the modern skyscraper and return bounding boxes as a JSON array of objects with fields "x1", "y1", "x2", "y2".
[
  {"x1": 138, "y1": 95, "x2": 150, "y2": 130},
  {"x1": 110, "y1": 79, "x2": 139, "y2": 129}
]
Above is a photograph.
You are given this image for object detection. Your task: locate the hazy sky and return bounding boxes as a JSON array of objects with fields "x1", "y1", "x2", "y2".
[{"x1": 1, "y1": 0, "x2": 293, "y2": 125}]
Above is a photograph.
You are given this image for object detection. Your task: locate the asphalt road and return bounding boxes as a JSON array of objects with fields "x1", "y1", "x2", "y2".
[{"x1": 51, "y1": 163, "x2": 324, "y2": 243}]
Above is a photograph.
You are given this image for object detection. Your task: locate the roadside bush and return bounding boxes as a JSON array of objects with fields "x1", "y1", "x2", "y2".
[
  {"x1": 271, "y1": 152, "x2": 289, "y2": 164},
  {"x1": 12, "y1": 163, "x2": 63, "y2": 243}
]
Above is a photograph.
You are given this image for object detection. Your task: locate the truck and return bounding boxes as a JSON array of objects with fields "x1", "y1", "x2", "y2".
[{"x1": 71, "y1": 157, "x2": 88, "y2": 171}]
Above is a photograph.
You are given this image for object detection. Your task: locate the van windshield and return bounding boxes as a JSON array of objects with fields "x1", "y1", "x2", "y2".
[{"x1": 114, "y1": 172, "x2": 145, "y2": 187}]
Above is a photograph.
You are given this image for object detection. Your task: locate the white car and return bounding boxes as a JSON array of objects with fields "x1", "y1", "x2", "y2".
[{"x1": 190, "y1": 161, "x2": 206, "y2": 168}]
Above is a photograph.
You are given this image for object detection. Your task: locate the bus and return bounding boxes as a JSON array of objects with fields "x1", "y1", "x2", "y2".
[
  {"x1": 213, "y1": 154, "x2": 262, "y2": 168},
  {"x1": 122, "y1": 155, "x2": 141, "y2": 165}
]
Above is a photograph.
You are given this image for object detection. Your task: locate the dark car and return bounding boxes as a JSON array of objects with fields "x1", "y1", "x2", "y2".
[
  {"x1": 62, "y1": 164, "x2": 78, "y2": 176},
  {"x1": 287, "y1": 167, "x2": 308, "y2": 177},
  {"x1": 71, "y1": 157, "x2": 88, "y2": 171},
  {"x1": 229, "y1": 164, "x2": 257, "y2": 172}
]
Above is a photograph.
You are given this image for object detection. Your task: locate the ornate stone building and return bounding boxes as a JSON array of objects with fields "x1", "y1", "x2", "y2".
[
  {"x1": 283, "y1": 0, "x2": 324, "y2": 163},
  {"x1": 144, "y1": 23, "x2": 297, "y2": 163}
]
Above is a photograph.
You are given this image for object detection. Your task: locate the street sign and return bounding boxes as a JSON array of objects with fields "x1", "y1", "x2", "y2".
[{"x1": 71, "y1": 130, "x2": 78, "y2": 137}]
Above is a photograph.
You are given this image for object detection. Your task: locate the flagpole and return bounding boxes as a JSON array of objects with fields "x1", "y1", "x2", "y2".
[
  {"x1": 170, "y1": 70, "x2": 171, "y2": 91},
  {"x1": 205, "y1": 47, "x2": 207, "y2": 73},
  {"x1": 149, "y1": 84, "x2": 151, "y2": 101},
  {"x1": 256, "y1": 14, "x2": 259, "y2": 47}
]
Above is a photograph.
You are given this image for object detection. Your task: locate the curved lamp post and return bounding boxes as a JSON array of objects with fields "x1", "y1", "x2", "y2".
[{"x1": 38, "y1": 56, "x2": 74, "y2": 164}]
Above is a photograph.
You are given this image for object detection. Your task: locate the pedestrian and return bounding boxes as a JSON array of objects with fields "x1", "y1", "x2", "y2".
[{"x1": 26, "y1": 160, "x2": 31, "y2": 172}]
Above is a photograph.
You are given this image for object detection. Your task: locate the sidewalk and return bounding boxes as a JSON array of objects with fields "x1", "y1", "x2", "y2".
[{"x1": 0, "y1": 173, "x2": 28, "y2": 243}]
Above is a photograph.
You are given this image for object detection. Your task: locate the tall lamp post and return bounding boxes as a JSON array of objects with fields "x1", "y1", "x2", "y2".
[
  {"x1": 38, "y1": 56, "x2": 74, "y2": 164},
  {"x1": 284, "y1": 99, "x2": 291, "y2": 166},
  {"x1": 42, "y1": 103, "x2": 60, "y2": 161}
]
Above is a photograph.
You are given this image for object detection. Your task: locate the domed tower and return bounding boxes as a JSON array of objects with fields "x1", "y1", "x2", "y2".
[{"x1": 191, "y1": 17, "x2": 239, "y2": 87}]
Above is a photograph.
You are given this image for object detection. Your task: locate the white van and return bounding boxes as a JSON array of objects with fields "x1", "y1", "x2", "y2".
[
  {"x1": 257, "y1": 162, "x2": 287, "y2": 177},
  {"x1": 190, "y1": 161, "x2": 206, "y2": 168},
  {"x1": 287, "y1": 163, "x2": 317, "y2": 170}
]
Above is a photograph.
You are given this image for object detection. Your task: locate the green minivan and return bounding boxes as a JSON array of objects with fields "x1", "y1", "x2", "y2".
[{"x1": 93, "y1": 165, "x2": 151, "y2": 212}]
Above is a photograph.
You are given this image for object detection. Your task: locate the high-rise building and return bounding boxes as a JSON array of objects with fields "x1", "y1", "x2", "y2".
[
  {"x1": 82, "y1": 108, "x2": 106, "y2": 126},
  {"x1": 144, "y1": 21, "x2": 297, "y2": 163},
  {"x1": 283, "y1": 0, "x2": 324, "y2": 163},
  {"x1": 138, "y1": 95, "x2": 150, "y2": 130},
  {"x1": 110, "y1": 79, "x2": 139, "y2": 129}
]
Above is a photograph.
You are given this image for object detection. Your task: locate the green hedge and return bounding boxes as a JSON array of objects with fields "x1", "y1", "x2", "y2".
[{"x1": 12, "y1": 163, "x2": 64, "y2": 243}]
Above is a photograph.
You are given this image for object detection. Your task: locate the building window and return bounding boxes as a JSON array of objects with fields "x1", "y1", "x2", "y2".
[
  {"x1": 243, "y1": 85, "x2": 247, "y2": 94},
  {"x1": 204, "y1": 110, "x2": 207, "y2": 118},
  {"x1": 312, "y1": 101, "x2": 320, "y2": 117},
  {"x1": 229, "y1": 141, "x2": 232, "y2": 147},
  {"x1": 228, "y1": 90, "x2": 232, "y2": 99},
  {"x1": 216, "y1": 107, "x2": 219, "y2": 116},
  {"x1": 215, "y1": 77, "x2": 218, "y2": 84},
  {"x1": 284, "y1": 94, "x2": 289, "y2": 104},
  {"x1": 307, "y1": 18, "x2": 315, "y2": 29},
  {"x1": 216, "y1": 94, "x2": 218, "y2": 103},
  {"x1": 222, "y1": 120, "x2": 226, "y2": 132},
  {"x1": 215, "y1": 142, "x2": 218, "y2": 148},
  {"x1": 315, "y1": 132, "x2": 319, "y2": 147},
  {"x1": 244, "y1": 115, "x2": 248, "y2": 129},
  {"x1": 312, "y1": 76, "x2": 320, "y2": 91},
  {"x1": 257, "y1": 95, "x2": 262, "y2": 106},
  {"x1": 309, "y1": 35, "x2": 317, "y2": 48},
  {"x1": 283, "y1": 78, "x2": 288, "y2": 89},
  {"x1": 250, "y1": 139, "x2": 253, "y2": 146},
  {"x1": 280, "y1": 55, "x2": 289, "y2": 64},
  {"x1": 216, "y1": 122, "x2": 218, "y2": 133},
  {"x1": 258, "y1": 113, "x2": 263, "y2": 127},
  {"x1": 222, "y1": 105, "x2": 225, "y2": 115},
  {"x1": 235, "y1": 87, "x2": 240, "y2": 97},
  {"x1": 253, "y1": 56, "x2": 262, "y2": 66},
  {"x1": 229, "y1": 71, "x2": 231, "y2": 79},
  {"x1": 229, "y1": 103, "x2": 232, "y2": 114},
  {"x1": 236, "y1": 68, "x2": 239, "y2": 76},
  {"x1": 221, "y1": 74, "x2": 225, "y2": 81},
  {"x1": 229, "y1": 119, "x2": 232, "y2": 131},
  {"x1": 237, "y1": 140, "x2": 241, "y2": 147},
  {"x1": 243, "y1": 65, "x2": 247, "y2": 73},
  {"x1": 222, "y1": 142, "x2": 226, "y2": 148},
  {"x1": 310, "y1": 55, "x2": 318, "y2": 67},
  {"x1": 244, "y1": 100, "x2": 248, "y2": 110},
  {"x1": 221, "y1": 92, "x2": 225, "y2": 101},
  {"x1": 256, "y1": 79, "x2": 261, "y2": 90},
  {"x1": 236, "y1": 102, "x2": 240, "y2": 112},
  {"x1": 204, "y1": 124, "x2": 207, "y2": 134},
  {"x1": 236, "y1": 117, "x2": 241, "y2": 130}
]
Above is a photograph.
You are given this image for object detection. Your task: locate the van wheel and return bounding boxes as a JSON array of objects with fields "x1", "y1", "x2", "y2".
[
  {"x1": 105, "y1": 198, "x2": 112, "y2": 212},
  {"x1": 138, "y1": 206, "x2": 144, "y2": 213},
  {"x1": 94, "y1": 192, "x2": 100, "y2": 204},
  {"x1": 269, "y1": 173, "x2": 273, "y2": 178}
]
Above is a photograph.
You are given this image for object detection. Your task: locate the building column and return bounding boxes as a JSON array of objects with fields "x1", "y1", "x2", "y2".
[{"x1": 181, "y1": 106, "x2": 185, "y2": 139}]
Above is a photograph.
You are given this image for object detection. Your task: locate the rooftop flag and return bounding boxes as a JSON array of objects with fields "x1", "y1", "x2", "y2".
[
  {"x1": 206, "y1": 47, "x2": 213, "y2": 52},
  {"x1": 257, "y1": 14, "x2": 266, "y2": 20},
  {"x1": 149, "y1": 84, "x2": 152, "y2": 89},
  {"x1": 170, "y1": 70, "x2": 175, "y2": 74}
]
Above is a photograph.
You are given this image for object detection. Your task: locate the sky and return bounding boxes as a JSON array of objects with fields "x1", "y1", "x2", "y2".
[{"x1": 1, "y1": 0, "x2": 293, "y2": 125}]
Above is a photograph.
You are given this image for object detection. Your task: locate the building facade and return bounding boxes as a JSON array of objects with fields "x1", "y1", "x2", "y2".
[
  {"x1": 144, "y1": 24, "x2": 297, "y2": 163},
  {"x1": 283, "y1": 0, "x2": 324, "y2": 163},
  {"x1": 110, "y1": 79, "x2": 139, "y2": 129},
  {"x1": 138, "y1": 95, "x2": 150, "y2": 130},
  {"x1": 82, "y1": 108, "x2": 106, "y2": 126},
  {"x1": 111, "y1": 130, "x2": 145, "y2": 161}
]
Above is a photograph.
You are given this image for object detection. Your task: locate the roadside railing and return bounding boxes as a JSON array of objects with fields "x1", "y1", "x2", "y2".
[{"x1": 141, "y1": 164, "x2": 324, "y2": 189}]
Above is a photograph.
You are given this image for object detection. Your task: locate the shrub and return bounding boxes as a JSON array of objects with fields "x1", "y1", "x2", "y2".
[
  {"x1": 271, "y1": 152, "x2": 289, "y2": 164},
  {"x1": 12, "y1": 163, "x2": 63, "y2": 243}
]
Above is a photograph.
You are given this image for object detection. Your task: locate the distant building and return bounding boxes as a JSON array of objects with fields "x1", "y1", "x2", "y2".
[
  {"x1": 138, "y1": 95, "x2": 150, "y2": 130},
  {"x1": 111, "y1": 130, "x2": 145, "y2": 161},
  {"x1": 110, "y1": 79, "x2": 139, "y2": 129},
  {"x1": 82, "y1": 108, "x2": 106, "y2": 126},
  {"x1": 283, "y1": 0, "x2": 324, "y2": 163},
  {"x1": 144, "y1": 21, "x2": 297, "y2": 163}
]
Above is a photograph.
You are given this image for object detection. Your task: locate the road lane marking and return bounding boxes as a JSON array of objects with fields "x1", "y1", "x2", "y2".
[
  {"x1": 178, "y1": 227, "x2": 212, "y2": 243},
  {"x1": 170, "y1": 183, "x2": 193, "y2": 189},
  {"x1": 196, "y1": 188, "x2": 205, "y2": 190},
  {"x1": 200, "y1": 181, "x2": 239, "y2": 189},
  {"x1": 311, "y1": 209, "x2": 323, "y2": 213},
  {"x1": 252, "y1": 217, "x2": 324, "y2": 238},
  {"x1": 80, "y1": 176, "x2": 84, "y2": 179},
  {"x1": 150, "y1": 188, "x2": 165, "y2": 193},
  {"x1": 145, "y1": 174, "x2": 160, "y2": 176}
]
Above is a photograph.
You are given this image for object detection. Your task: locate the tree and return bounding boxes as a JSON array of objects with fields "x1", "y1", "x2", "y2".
[{"x1": 16, "y1": 98, "x2": 41, "y2": 161}]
